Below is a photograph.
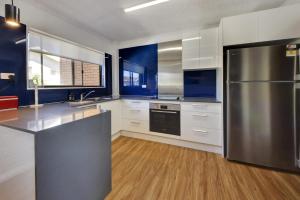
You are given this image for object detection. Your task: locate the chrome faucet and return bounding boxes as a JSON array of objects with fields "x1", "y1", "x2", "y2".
[{"x1": 80, "y1": 90, "x2": 95, "y2": 101}]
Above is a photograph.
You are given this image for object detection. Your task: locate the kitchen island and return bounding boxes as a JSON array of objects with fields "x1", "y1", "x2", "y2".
[{"x1": 0, "y1": 103, "x2": 111, "y2": 200}]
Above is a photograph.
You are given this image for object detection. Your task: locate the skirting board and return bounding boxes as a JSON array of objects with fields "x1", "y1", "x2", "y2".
[
  {"x1": 111, "y1": 132, "x2": 121, "y2": 141},
  {"x1": 120, "y1": 131, "x2": 223, "y2": 155}
]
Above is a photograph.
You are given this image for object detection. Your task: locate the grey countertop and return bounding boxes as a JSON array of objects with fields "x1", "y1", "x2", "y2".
[
  {"x1": 0, "y1": 95, "x2": 220, "y2": 133},
  {"x1": 0, "y1": 103, "x2": 106, "y2": 133},
  {"x1": 119, "y1": 95, "x2": 221, "y2": 103}
]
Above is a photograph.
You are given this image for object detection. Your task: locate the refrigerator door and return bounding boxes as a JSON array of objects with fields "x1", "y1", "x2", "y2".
[
  {"x1": 296, "y1": 83, "x2": 300, "y2": 168},
  {"x1": 227, "y1": 82, "x2": 299, "y2": 171},
  {"x1": 227, "y1": 45, "x2": 295, "y2": 82}
]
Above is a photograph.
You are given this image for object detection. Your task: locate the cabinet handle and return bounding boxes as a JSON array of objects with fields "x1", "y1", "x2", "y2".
[
  {"x1": 130, "y1": 121, "x2": 141, "y2": 125},
  {"x1": 192, "y1": 104, "x2": 208, "y2": 108},
  {"x1": 131, "y1": 101, "x2": 141, "y2": 104},
  {"x1": 193, "y1": 129, "x2": 209, "y2": 134},
  {"x1": 130, "y1": 109, "x2": 141, "y2": 112},
  {"x1": 192, "y1": 114, "x2": 208, "y2": 117}
]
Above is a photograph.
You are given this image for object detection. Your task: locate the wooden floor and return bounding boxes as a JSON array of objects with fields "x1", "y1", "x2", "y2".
[{"x1": 106, "y1": 136, "x2": 300, "y2": 200}]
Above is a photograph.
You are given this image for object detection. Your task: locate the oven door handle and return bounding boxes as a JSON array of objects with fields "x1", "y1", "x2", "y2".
[{"x1": 150, "y1": 110, "x2": 178, "y2": 114}]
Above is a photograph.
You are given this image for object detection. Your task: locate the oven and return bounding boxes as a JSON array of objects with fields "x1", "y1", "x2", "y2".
[{"x1": 149, "y1": 103, "x2": 180, "y2": 136}]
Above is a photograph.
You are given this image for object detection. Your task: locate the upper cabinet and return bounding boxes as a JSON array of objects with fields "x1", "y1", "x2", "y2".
[
  {"x1": 222, "y1": 4, "x2": 300, "y2": 46},
  {"x1": 119, "y1": 44, "x2": 158, "y2": 96},
  {"x1": 182, "y1": 27, "x2": 219, "y2": 70},
  {"x1": 222, "y1": 13, "x2": 258, "y2": 46},
  {"x1": 182, "y1": 34, "x2": 200, "y2": 70},
  {"x1": 199, "y1": 28, "x2": 219, "y2": 69},
  {"x1": 258, "y1": 5, "x2": 300, "y2": 42}
]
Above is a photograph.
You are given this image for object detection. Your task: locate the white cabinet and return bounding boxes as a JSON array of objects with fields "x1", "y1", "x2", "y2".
[
  {"x1": 199, "y1": 28, "x2": 219, "y2": 68},
  {"x1": 182, "y1": 34, "x2": 201, "y2": 70},
  {"x1": 181, "y1": 102, "x2": 222, "y2": 146},
  {"x1": 182, "y1": 28, "x2": 219, "y2": 70},
  {"x1": 121, "y1": 100, "x2": 149, "y2": 133},
  {"x1": 258, "y1": 5, "x2": 300, "y2": 41},
  {"x1": 98, "y1": 100, "x2": 122, "y2": 135},
  {"x1": 222, "y1": 4, "x2": 300, "y2": 46},
  {"x1": 222, "y1": 12, "x2": 259, "y2": 46}
]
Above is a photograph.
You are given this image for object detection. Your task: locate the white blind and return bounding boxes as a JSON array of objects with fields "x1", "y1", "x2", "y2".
[{"x1": 28, "y1": 32, "x2": 104, "y2": 66}]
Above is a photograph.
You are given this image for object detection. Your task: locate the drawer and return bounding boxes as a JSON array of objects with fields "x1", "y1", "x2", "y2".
[
  {"x1": 181, "y1": 102, "x2": 221, "y2": 113},
  {"x1": 122, "y1": 119, "x2": 149, "y2": 133},
  {"x1": 181, "y1": 127, "x2": 222, "y2": 146},
  {"x1": 181, "y1": 111, "x2": 222, "y2": 130},
  {"x1": 122, "y1": 107, "x2": 149, "y2": 121},
  {"x1": 122, "y1": 100, "x2": 149, "y2": 109}
]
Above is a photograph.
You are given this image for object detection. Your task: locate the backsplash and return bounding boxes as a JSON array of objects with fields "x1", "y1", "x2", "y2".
[
  {"x1": 0, "y1": 17, "x2": 112, "y2": 106},
  {"x1": 184, "y1": 70, "x2": 216, "y2": 98}
]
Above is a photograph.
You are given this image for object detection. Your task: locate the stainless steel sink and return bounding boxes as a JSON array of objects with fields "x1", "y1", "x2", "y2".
[
  {"x1": 87, "y1": 97, "x2": 112, "y2": 101},
  {"x1": 68, "y1": 100, "x2": 95, "y2": 107}
]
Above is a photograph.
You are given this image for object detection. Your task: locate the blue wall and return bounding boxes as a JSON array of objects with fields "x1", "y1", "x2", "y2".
[
  {"x1": 0, "y1": 17, "x2": 112, "y2": 106},
  {"x1": 184, "y1": 70, "x2": 216, "y2": 98},
  {"x1": 119, "y1": 44, "x2": 158, "y2": 96}
]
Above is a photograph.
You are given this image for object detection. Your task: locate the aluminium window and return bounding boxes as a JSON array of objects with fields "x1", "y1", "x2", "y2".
[
  {"x1": 123, "y1": 70, "x2": 141, "y2": 87},
  {"x1": 27, "y1": 31, "x2": 105, "y2": 89}
]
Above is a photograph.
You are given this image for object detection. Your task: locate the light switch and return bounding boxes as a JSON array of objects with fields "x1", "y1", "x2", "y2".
[{"x1": 0, "y1": 73, "x2": 15, "y2": 80}]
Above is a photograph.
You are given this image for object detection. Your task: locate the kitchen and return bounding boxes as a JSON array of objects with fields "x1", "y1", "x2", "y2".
[{"x1": 0, "y1": 0, "x2": 300, "y2": 200}]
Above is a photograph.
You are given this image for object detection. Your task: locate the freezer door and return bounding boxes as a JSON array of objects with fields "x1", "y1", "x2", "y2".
[
  {"x1": 227, "y1": 82, "x2": 299, "y2": 171},
  {"x1": 227, "y1": 45, "x2": 295, "y2": 82}
]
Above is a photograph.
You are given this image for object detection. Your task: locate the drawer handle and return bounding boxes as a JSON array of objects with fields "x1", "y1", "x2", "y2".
[
  {"x1": 193, "y1": 129, "x2": 209, "y2": 134},
  {"x1": 130, "y1": 109, "x2": 141, "y2": 112},
  {"x1": 131, "y1": 101, "x2": 142, "y2": 104},
  {"x1": 192, "y1": 104, "x2": 208, "y2": 108},
  {"x1": 130, "y1": 121, "x2": 141, "y2": 125},
  {"x1": 192, "y1": 114, "x2": 208, "y2": 117}
]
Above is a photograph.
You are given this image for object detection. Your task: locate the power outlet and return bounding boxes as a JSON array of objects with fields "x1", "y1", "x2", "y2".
[{"x1": 0, "y1": 73, "x2": 15, "y2": 80}]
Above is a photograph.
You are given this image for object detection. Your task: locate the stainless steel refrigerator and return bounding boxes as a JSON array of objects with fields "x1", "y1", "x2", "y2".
[{"x1": 226, "y1": 41, "x2": 300, "y2": 172}]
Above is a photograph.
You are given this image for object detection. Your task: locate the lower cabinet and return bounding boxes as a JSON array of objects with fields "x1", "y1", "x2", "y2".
[
  {"x1": 101, "y1": 99, "x2": 223, "y2": 149},
  {"x1": 121, "y1": 100, "x2": 149, "y2": 133},
  {"x1": 181, "y1": 102, "x2": 222, "y2": 146},
  {"x1": 98, "y1": 100, "x2": 122, "y2": 135},
  {"x1": 122, "y1": 119, "x2": 149, "y2": 133}
]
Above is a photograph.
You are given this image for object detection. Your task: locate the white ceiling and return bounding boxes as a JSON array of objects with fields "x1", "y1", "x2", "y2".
[{"x1": 5, "y1": 0, "x2": 300, "y2": 42}]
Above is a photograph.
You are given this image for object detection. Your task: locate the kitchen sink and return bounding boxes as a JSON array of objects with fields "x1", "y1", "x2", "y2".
[{"x1": 68, "y1": 100, "x2": 95, "y2": 107}]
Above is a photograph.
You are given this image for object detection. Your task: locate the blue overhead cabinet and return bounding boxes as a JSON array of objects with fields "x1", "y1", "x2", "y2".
[{"x1": 119, "y1": 44, "x2": 158, "y2": 96}]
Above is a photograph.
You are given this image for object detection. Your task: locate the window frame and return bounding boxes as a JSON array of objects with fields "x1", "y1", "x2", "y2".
[{"x1": 27, "y1": 49, "x2": 106, "y2": 89}]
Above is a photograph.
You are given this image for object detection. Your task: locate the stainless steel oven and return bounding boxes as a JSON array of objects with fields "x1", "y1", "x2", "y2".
[{"x1": 149, "y1": 103, "x2": 180, "y2": 136}]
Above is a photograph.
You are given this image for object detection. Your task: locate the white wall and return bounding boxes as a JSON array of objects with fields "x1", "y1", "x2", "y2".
[{"x1": 0, "y1": 2, "x2": 114, "y2": 54}]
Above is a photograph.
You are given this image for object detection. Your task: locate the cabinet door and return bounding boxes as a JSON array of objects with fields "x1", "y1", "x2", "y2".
[
  {"x1": 259, "y1": 5, "x2": 300, "y2": 41},
  {"x1": 199, "y1": 28, "x2": 218, "y2": 68},
  {"x1": 100, "y1": 101, "x2": 122, "y2": 135},
  {"x1": 222, "y1": 12, "x2": 259, "y2": 46},
  {"x1": 182, "y1": 34, "x2": 201, "y2": 70}
]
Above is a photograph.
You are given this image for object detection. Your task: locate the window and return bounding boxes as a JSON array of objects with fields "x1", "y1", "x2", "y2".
[
  {"x1": 123, "y1": 70, "x2": 141, "y2": 87},
  {"x1": 123, "y1": 70, "x2": 131, "y2": 86},
  {"x1": 27, "y1": 31, "x2": 105, "y2": 89}
]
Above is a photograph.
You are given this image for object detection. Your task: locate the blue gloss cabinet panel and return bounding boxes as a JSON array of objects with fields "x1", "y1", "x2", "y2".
[
  {"x1": 0, "y1": 17, "x2": 28, "y2": 104},
  {"x1": 0, "y1": 16, "x2": 113, "y2": 106},
  {"x1": 119, "y1": 44, "x2": 158, "y2": 96},
  {"x1": 184, "y1": 70, "x2": 216, "y2": 98}
]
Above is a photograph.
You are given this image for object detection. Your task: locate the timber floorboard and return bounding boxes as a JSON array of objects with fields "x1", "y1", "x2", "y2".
[{"x1": 106, "y1": 136, "x2": 300, "y2": 200}]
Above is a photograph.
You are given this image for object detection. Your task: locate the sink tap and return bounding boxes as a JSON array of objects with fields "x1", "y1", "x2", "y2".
[{"x1": 80, "y1": 90, "x2": 95, "y2": 101}]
